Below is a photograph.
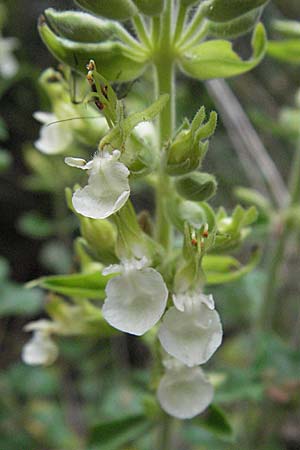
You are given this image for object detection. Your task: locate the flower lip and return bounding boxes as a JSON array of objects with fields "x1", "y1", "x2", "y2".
[
  {"x1": 65, "y1": 150, "x2": 130, "y2": 219},
  {"x1": 102, "y1": 259, "x2": 168, "y2": 336},
  {"x1": 22, "y1": 330, "x2": 58, "y2": 366},
  {"x1": 33, "y1": 110, "x2": 73, "y2": 154},
  {"x1": 157, "y1": 365, "x2": 214, "y2": 419},
  {"x1": 158, "y1": 292, "x2": 222, "y2": 367}
]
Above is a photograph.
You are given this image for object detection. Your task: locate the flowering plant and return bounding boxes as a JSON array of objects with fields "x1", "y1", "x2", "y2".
[{"x1": 21, "y1": 0, "x2": 271, "y2": 446}]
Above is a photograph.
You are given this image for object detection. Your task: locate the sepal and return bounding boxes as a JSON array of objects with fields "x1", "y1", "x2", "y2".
[
  {"x1": 74, "y1": 0, "x2": 138, "y2": 21},
  {"x1": 114, "y1": 200, "x2": 164, "y2": 264}
]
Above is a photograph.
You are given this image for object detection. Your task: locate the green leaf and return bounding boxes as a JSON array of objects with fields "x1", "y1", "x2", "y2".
[
  {"x1": 180, "y1": 23, "x2": 267, "y2": 80},
  {"x1": 27, "y1": 271, "x2": 111, "y2": 299},
  {"x1": 89, "y1": 414, "x2": 152, "y2": 450},
  {"x1": 205, "y1": 248, "x2": 261, "y2": 285},
  {"x1": 272, "y1": 19, "x2": 300, "y2": 38},
  {"x1": 0, "y1": 116, "x2": 9, "y2": 141},
  {"x1": 208, "y1": 7, "x2": 263, "y2": 39},
  {"x1": 75, "y1": 0, "x2": 138, "y2": 21},
  {"x1": 38, "y1": 20, "x2": 147, "y2": 82},
  {"x1": 268, "y1": 39, "x2": 300, "y2": 64},
  {"x1": 202, "y1": 254, "x2": 240, "y2": 273},
  {"x1": 17, "y1": 211, "x2": 55, "y2": 239},
  {"x1": 0, "y1": 284, "x2": 43, "y2": 316},
  {"x1": 0, "y1": 148, "x2": 12, "y2": 172},
  {"x1": 203, "y1": 0, "x2": 269, "y2": 23},
  {"x1": 194, "y1": 404, "x2": 233, "y2": 440}
]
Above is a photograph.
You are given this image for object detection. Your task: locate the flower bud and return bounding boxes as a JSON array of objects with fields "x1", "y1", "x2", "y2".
[
  {"x1": 208, "y1": 7, "x2": 263, "y2": 39},
  {"x1": 44, "y1": 8, "x2": 126, "y2": 43},
  {"x1": 165, "y1": 108, "x2": 217, "y2": 176},
  {"x1": 38, "y1": 19, "x2": 146, "y2": 82},
  {"x1": 114, "y1": 201, "x2": 163, "y2": 264},
  {"x1": 132, "y1": 0, "x2": 164, "y2": 16},
  {"x1": 203, "y1": 0, "x2": 269, "y2": 23},
  {"x1": 175, "y1": 172, "x2": 217, "y2": 202},
  {"x1": 75, "y1": 0, "x2": 138, "y2": 20},
  {"x1": 80, "y1": 217, "x2": 118, "y2": 265}
]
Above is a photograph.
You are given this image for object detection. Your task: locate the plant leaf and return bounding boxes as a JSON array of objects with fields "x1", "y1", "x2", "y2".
[
  {"x1": 89, "y1": 414, "x2": 152, "y2": 450},
  {"x1": 194, "y1": 404, "x2": 233, "y2": 440},
  {"x1": 205, "y1": 248, "x2": 261, "y2": 285},
  {"x1": 180, "y1": 23, "x2": 267, "y2": 80},
  {"x1": 268, "y1": 39, "x2": 300, "y2": 64},
  {"x1": 27, "y1": 271, "x2": 112, "y2": 299}
]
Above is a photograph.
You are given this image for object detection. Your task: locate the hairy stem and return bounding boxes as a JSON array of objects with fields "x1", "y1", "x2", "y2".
[
  {"x1": 261, "y1": 137, "x2": 300, "y2": 330},
  {"x1": 153, "y1": 0, "x2": 175, "y2": 251},
  {"x1": 157, "y1": 413, "x2": 174, "y2": 450}
]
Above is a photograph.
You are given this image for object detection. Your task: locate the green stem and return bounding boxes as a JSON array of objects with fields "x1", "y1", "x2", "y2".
[
  {"x1": 157, "y1": 413, "x2": 174, "y2": 450},
  {"x1": 261, "y1": 137, "x2": 300, "y2": 330},
  {"x1": 153, "y1": 0, "x2": 175, "y2": 251}
]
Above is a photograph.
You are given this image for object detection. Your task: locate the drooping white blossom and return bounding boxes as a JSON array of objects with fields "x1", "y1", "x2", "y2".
[
  {"x1": 22, "y1": 321, "x2": 59, "y2": 366},
  {"x1": 102, "y1": 258, "x2": 168, "y2": 336},
  {"x1": 0, "y1": 36, "x2": 18, "y2": 78},
  {"x1": 158, "y1": 292, "x2": 222, "y2": 367},
  {"x1": 65, "y1": 150, "x2": 130, "y2": 219},
  {"x1": 33, "y1": 111, "x2": 73, "y2": 154},
  {"x1": 157, "y1": 358, "x2": 214, "y2": 419}
]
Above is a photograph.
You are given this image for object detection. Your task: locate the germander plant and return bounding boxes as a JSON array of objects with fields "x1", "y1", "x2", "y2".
[{"x1": 22, "y1": 0, "x2": 270, "y2": 446}]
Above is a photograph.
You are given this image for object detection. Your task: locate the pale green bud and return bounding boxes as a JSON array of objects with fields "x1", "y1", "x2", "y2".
[
  {"x1": 38, "y1": 19, "x2": 146, "y2": 82},
  {"x1": 203, "y1": 0, "x2": 269, "y2": 23},
  {"x1": 175, "y1": 172, "x2": 217, "y2": 202},
  {"x1": 132, "y1": 0, "x2": 165, "y2": 16},
  {"x1": 75, "y1": 0, "x2": 138, "y2": 21},
  {"x1": 208, "y1": 7, "x2": 263, "y2": 39},
  {"x1": 165, "y1": 108, "x2": 217, "y2": 176},
  {"x1": 80, "y1": 217, "x2": 118, "y2": 265},
  {"x1": 114, "y1": 201, "x2": 163, "y2": 264},
  {"x1": 44, "y1": 8, "x2": 125, "y2": 43}
]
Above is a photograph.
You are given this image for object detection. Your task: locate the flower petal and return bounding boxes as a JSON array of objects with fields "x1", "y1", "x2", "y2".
[
  {"x1": 34, "y1": 117, "x2": 73, "y2": 154},
  {"x1": 158, "y1": 304, "x2": 222, "y2": 366},
  {"x1": 157, "y1": 366, "x2": 214, "y2": 419},
  {"x1": 22, "y1": 331, "x2": 58, "y2": 366},
  {"x1": 103, "y1": 268, "x2": 168, "y2": 335},
  {"x1": 72, "y1": 157, "x2": 130, "y2": 219}
]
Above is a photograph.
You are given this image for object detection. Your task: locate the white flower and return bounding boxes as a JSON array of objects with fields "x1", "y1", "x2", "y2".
[
  {"x1": 65, "y1": 150, "x2": 130, "y2": 219},
  {"x1": 157, "y1": 362, "x2": 214, "y2": 419},
  {"x1": 102, "y1": 258, "x2": 168, "y2": 336},
  {"x1": 134, "y1": 121, "x2": 157, "y2": 148},
  {"x1": 0, "y1": 36, "x2": 18, "y2": 78},
  {"x1": 33, "y1": 111, "x2": 73, "y2": 154},
  {"x1": 158, "y1": 292, "x2": 222, "y2": 367},
  {"x1": 22, "y1": 321, "x2": 59, "y2": 366}
]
